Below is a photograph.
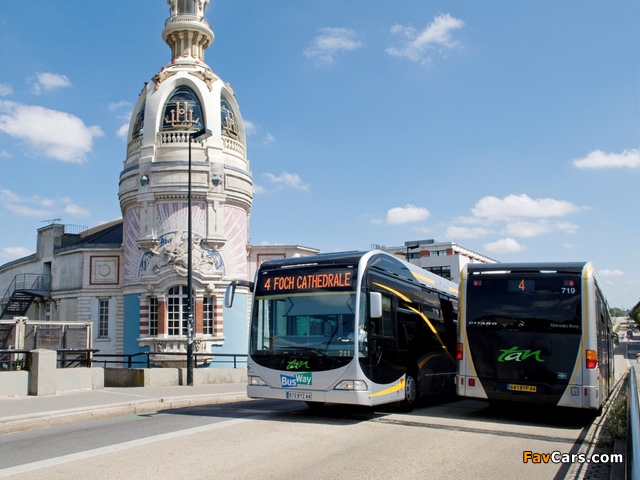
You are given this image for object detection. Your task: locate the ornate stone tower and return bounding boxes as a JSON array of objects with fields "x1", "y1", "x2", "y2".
[{"x1": 118, "y1": 0, "x2": 252, "y2": 356}]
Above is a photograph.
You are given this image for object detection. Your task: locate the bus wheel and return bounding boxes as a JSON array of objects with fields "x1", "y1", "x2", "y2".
[
  {"x1": 305, "y1": 401, "x2": 325, "y2": 409},
  {"x1": 400, "y1": 372, "x2": 418, "y2": 411}
]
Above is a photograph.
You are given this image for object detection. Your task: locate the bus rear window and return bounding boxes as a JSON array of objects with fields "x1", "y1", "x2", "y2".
[{"x1": 466, "y1": 275, "x2": 582, "y2": 333}]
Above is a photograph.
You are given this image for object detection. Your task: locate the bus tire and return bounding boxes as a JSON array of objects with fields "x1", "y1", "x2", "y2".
[{"x1": 400, "y1": 371, "x2": 419, "y2": 411}]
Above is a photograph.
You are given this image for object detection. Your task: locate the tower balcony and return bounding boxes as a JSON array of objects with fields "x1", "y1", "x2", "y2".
[{"x1": 165, "y1": 14, "x2": 210, "y2": 29}]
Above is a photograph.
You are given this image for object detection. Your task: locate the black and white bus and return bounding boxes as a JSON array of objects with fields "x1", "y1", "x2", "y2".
[
  {"x1": 226, "y1": 250, "x2": 458, "y2": 409},
  {"x1": 456, "y1": 262, "x2": 615, "y2": 410}
]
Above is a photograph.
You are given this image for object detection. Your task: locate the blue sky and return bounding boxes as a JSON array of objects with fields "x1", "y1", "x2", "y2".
[{"x1": 0, "y1": 1, "x2": 639, "y2": 309}]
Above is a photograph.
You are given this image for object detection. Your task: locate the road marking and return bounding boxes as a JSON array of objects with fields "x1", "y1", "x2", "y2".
[{"x1": 0, "y1": 417, "x2": 251, "y2": 478}]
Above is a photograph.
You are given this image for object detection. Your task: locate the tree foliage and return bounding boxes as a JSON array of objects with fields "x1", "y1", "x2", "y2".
[
  {"x1": 630, "y1": 300, "x2": 640, "y2": 324},
  {"x1": 610, "y1": 307, "x2": 627, "y2": 318}
]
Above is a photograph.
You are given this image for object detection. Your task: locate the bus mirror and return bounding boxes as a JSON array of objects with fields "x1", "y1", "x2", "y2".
[
  {"x1": 224, "y1": 280, "x2": 254, "y2": 308},
  {"x1": 370, "y1": 292, "x2": 382, "y2": 318},
  {"x1": 224, "y1": 282, "x2": 237, "y2": 308}
]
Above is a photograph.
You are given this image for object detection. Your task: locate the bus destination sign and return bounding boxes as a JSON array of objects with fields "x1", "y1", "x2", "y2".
[{"x1": 259, "y1": 269, "x2": 354, "y2": 294}]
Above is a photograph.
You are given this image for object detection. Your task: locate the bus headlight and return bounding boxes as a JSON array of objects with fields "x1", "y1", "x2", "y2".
[
  {"x1": 334, "y1": 380, "x2": 368, "y2": 391},
  {"x1": 249, "y1": 375, "x2": 267, "y2": 386}
]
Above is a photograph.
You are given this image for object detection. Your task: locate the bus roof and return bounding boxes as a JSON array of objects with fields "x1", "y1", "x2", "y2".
[
  {"x1": 466, "y1": 261, "x2": 590, "y2": 275},
  {"x1": 258, "y1": 251, "x2": 365, "y2": 271},
  {"x1": 257, "y1": 250, "x2": 458, "y2": 297}
]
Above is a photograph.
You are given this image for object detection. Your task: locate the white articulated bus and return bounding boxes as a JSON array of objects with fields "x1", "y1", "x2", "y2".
[
  {"x1": 226, "y1": 250, "x2": 459, "y2": 409},
  {"x1": 457, "y1": 262, "x2": 615, "y2": 410}
]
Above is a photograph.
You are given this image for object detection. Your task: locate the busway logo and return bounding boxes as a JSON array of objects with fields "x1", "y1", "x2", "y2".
[{"x1": 281, "y1": 372, "x2": 312, "y2": 388}]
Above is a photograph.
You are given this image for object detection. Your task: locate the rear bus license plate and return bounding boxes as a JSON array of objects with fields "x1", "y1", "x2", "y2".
[
  {"x1": 286, "y1": 391, "x2": 312, "y2": 400},
  {"x1": 507, "y1": 384, "x2": 537, "y2": 393}
]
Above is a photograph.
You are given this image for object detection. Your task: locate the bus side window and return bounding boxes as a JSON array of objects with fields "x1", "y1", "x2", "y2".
[{"x1": 370, "y1": 294, "x2": 393, "y2": 338}]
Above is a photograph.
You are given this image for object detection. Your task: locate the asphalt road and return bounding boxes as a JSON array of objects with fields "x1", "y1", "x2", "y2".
[{"x1": 0, "y1": 394, "x2": 616, "y2": 480}]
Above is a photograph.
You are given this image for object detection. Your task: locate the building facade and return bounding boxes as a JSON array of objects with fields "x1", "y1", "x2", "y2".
[
  {"x1": 119, "y1": 0, "x2": 252, "y2": 359},
  {"x1": 381, "y1": 239, "x2": 498, "y2": 283},
  {"x1": 0, "y1": 1, "x2": 316, "y2": 360}
]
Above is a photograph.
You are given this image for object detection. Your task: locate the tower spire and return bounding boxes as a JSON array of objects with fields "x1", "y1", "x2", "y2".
[{"x1": 162, "y1": 0, "x2": 213, "y2": 65}]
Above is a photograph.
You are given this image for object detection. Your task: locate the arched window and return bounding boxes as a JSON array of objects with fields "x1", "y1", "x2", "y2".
[
  {"x1": 220, "y1": 98, "x2": 239, "y2": 139},
  {"x1": 167, "y1": 286, "x2": 191, "y2": 336},
  {"x1": 162, "y1": 86, "x2": 204, "y2": 131},
  {"x1": 132, "y1": 102, "x2": 145, "y2": 139}
]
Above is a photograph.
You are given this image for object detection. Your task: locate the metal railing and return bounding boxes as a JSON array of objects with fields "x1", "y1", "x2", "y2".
[
  {"x1": 0, "y1": 348, "x2": 98, "y2": 370},
  {"x1": 92, "y1": 352, "x2": 247, "y2": 369},
  {"x1": 0, "y1": 349, "x2": 28, "y2": 371},
  {"x1": 628, "y1": 366, "x2": 640, "y2": 479}
]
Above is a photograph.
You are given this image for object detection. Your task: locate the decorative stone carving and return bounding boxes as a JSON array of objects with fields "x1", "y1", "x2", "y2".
[
  {"x1": 152, "y1": 67, "x2": 178, "y2": 92},
  {"x1": 190, "y1": 69, "x2": 219, "y2": 92},
  {"x1": 139, "y1": 230, "x2": 225, "y2": 277}
]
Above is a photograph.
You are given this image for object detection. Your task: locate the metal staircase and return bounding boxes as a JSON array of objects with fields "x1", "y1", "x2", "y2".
[{"x1": 0, "y1": 274, "x2": 51, "y2": 319}]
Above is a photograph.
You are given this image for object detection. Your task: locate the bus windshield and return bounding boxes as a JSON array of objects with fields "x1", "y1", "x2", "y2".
[
  {"x1": 251, "y1": 292, "x2": 357, "y2": 364},
  {"x1": 466, "y1": 274, "x2": 582, "y2": 333}
]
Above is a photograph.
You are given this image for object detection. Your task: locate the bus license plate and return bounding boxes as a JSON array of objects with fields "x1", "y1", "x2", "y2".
[
  {"x1": 508, "y1": 384, "x2": 537, "y2": 393},
  {"x1": 286, "y1": 391, "x2": 312, "y2": 400}
]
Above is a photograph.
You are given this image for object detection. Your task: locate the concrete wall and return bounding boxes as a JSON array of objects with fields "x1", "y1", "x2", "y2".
[
  {"x1": 0, "y1": 349, "x2": 103, "y2": 398},
  {"x1": 104, "y1": 366, "x2": 247, "y2": 387},
  {"x1": 0, "y1": 349, "x2": 247, "y2": 396},
  {"x1": 0, "y1": 371, "x2": 29, "y2": 397}
]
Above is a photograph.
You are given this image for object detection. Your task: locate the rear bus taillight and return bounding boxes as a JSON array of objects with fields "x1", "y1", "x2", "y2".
[
  {"x1": 586, "y1": 350, "x2": 597, "y2": 369},
  {"x1": 456, "y1": 343, "x2": 463, "y2": 361}
]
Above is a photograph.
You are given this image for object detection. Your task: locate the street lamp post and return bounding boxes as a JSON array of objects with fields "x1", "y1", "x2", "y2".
[
  {"x1": 405, "y1": 244, "x2": 420, "y2": 263},
  {"x1": 186, "y1": 127, "x2": 212, "y2": 386}
]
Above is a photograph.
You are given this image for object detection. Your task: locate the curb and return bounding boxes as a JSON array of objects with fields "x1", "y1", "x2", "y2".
[{"x1": 0, "y1": 394, "x2": 250, "y2": 435}]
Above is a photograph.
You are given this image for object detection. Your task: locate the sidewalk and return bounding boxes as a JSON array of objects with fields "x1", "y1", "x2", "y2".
[{"x1": 0, "y1": 383, "x2": 249, "y2": 435}]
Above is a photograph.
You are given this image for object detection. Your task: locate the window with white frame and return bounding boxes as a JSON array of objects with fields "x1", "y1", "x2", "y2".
[
  {"x1": 203, "y1": 296, "x2": 214, "y2": 335},
  {"x1": 167, "y1": 286, "x2": 189, "y2": 336},
  {"x1": 98, "y1": 299, "x2": 109, "y2": 338},
  {"x1": 149, "y1": 297, "x2": 158, "y2": 336}
]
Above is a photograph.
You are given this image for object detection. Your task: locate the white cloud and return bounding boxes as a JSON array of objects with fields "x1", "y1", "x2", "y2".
[
  {"x1": 0, "y1": 246, "x2": 33, "y2": 260},
  {"x1": 0, "y1": 188, "x2": 90, "y2": 219},
  {"x1": 244, "y1": 120, "x2": 256, "y2": 136},
  {"x1": 386, "y1": 14, "x2": 464, "y2": 65},
  {"x1": 483, "y1": 237, "x2": 524, "y2": 254},
  {"x1": 262, "y1": 132, "x2": 275, "y2": 145},
  {"x1": 263, "y1": 172, "x2": 309, "y2": 191},
  {"x1": 599, "y1": 269, "x2": 624, "y2": 277},
  {"x1": 446, "y1": 225, "x2": 493, "y2": 239},
  {"x1": 31, "y1": 72, "x2": 72, "y2": 94},
  {"x1": 304, "y1": 27, "x2": 362, "y2": 65},
  {"x1": 573, "y1": 148, "x2": 640, "y2": 169},
  {"x1": 471, "y1": 194, "x2": 581, "y2": 220},
  {"x1": 503, "y1": 220, "x2": 553, "y2": 238},
  {"x1": 64, "y1": 203, "x2": 90, "y2": 217},
  {"x1": 108, "y1": 100, "x2": 131, "y2": 112},
  {"x1": 386, "y1": 204, "x2": 430, "y2": 225},
  {"x1": 0, "y1": 150, "x2": 10, "y2": 158},
  {"x1": 0, "y1": 100, "x2": 103, "y2": 163},
  {"x1": 0, "y1": 83, "x2": 12, "y2": 96},
  {"x1": 6, "y1": 203, "x2": 52, "y2": 217},
  {"x1": 117, "y1": 123, "x2": 129, "y2": 138},
  {"x1": 444, "y1": 194, "x2": 582, "y2": 248}
]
